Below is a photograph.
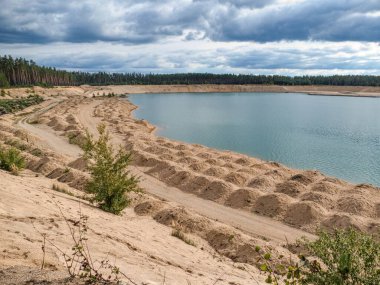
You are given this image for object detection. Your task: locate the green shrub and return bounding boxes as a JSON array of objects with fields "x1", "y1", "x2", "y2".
[
  {"x1": 83, "y1": 124, "x2": 139, "y2": 214},
  {"x1": 259, "y1": 228, "x2": 380, "y2": 285},
  {"x1": 0, "y1": 95, "x2": 44, "y2": 115},
  {"x1": 0, "y1": 147, "x2": 25, "y2": 175},
  {"x1": 304, "y1": 228, "x2": 380, "y2": 285}
]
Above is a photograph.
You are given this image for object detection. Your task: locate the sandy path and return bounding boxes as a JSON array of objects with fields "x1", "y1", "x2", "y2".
[
  {"x1": 17, "y1": 100, "x2": 82, "y2": 159},
  {"x1": 76, "y1": 101, "x2": 315, "y2": 243}
]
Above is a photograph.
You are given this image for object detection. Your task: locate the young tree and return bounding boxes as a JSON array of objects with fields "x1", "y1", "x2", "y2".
[{"x1": 83, "y1": 124, "x2": 139, "y2": 214}]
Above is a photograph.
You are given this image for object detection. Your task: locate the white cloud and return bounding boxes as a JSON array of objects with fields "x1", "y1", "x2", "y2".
[{"x1": 1, "y1": 40, "x2": 379, "y2": 75}]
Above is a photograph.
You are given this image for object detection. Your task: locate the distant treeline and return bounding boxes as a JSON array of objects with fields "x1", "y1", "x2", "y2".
[{"x1": 1, "y1": 55, "x2": 380, "y2": 87}]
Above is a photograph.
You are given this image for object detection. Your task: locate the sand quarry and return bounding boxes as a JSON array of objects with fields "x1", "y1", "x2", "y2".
[{"x1": 0, "y1": 85, "x2": 380, "y2": 284}]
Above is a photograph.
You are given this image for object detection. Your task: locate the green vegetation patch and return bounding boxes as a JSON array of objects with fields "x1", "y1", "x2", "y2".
[
  {"x1": 259, "y1": 228, "x2": 380, "y2": 285},
  {"x1": 0, "y1": 95, "x2": 43, "y2": 115},
  {"x1": 0, "y1": 146, "x2": 25, "y2": 175}
]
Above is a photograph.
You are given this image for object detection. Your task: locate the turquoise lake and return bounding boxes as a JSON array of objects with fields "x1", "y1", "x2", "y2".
[{"x1": 129, "y1": 92, "x2": 380, "y2": 186}]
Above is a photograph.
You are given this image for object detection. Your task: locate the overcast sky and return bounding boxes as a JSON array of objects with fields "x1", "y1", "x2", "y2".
[{"x1": 1, "y1": 0, "x2": 380, "y2": 75}]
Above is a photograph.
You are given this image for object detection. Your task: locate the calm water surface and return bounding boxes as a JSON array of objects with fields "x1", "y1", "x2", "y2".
[{"x1": 129, "y1": 93, "x2": 380, "y2": 186}]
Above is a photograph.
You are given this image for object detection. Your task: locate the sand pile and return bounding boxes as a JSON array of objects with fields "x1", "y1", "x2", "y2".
[
  {"x1": 254, "y1": 193, "x2": 294, "y2": 218},
  {"x1": 166, "y1": 170, "x2": 195, "y2": 187},
  {"x1": 224, "y1": 172, "x2": 249, "y2": 187},
  {"x1": 300, "y1": 192, "x2": 335, "y2": 209},
  {"x1": 134, "y1": 199, "x2": 166, "y2": 216},
  {"x1": 154, "y1": 207, "x2": 211, "y2": 233},
  {"x1": 247, "y1": 175, "x2": 276, "y2": 190},
  {"x1": 181, "y1": 175, "x2": 211, "y2": 194},
  {"x1": 47, "y1": 116, "x2": 68, "y2": 131},
  {"x1": 275, "y1": 180, "x2": 307, "y2": 197},
  {"x1": 310, "y1": 180, "x2": 341, "y2": 194},
  {"x1": 284, "y1": 201, "x2": 327, "y2": 229},
  {"x1": 204, "y1": 167, "x2": 228, "y2": 178},
  {"x1": 336, "y1": 195, "x2": 376, "y2": 218},
  {"x1": 225, "y1": 188, "x2": 263, "y2": 209},
  {"x1": 321, "y1": 214, "x2": 367, "y2": 232},
  {"x1": 199, "y1": 181, "x2": 234, "y2": 202},
  {"x1": 67, "y1": 157, "x2": 87, "y2": 171},
  {"x1": 27, "y1": 157, "x2": 60, "y2": 175},
  {"x1": 189, "y1": 162, "x2": 209, "y2": 172}
]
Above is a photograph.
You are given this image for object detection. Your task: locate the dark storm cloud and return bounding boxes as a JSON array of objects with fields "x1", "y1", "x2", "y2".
[
  {"x1": 0, "y1": 0, "x2": 379, "y2": 44},
  {"x1": 210, "y1": 0, "x2": 380, "y2": 42}
]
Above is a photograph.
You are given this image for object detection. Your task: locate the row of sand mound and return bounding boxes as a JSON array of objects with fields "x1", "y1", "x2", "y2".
[
  {"x1": 133, "y1": 196, "x2": 295, "y2": 269},
  {"x1": 0, "y1": 123, "x2": 89, "y2": 192},
  {"x1": 131, "y1": 147, "x2": 379, "y2": 230}
]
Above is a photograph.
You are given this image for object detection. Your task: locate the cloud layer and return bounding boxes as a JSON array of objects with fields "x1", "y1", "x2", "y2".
[
  {"x1": 0, "y1": 0, "x2": 379, "y2": 74},
  {"x1": 1, "y1": 0, "x2": 379, "y2": 44}
]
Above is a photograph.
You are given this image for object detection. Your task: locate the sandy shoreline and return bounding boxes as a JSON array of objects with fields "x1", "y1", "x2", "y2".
[{"x1": 69, "y1": 84, "x2": 380, "y2": 97}]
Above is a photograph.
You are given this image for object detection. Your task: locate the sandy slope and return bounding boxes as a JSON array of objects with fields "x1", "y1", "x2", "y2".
[{"x1": 0, "y1": 170, "x2": 264, "y2": 284}]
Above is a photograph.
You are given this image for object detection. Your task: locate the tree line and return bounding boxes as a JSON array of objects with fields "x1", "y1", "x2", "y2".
[{"x1": 1, "y1": 55, "x2": 380, "y2": 87}]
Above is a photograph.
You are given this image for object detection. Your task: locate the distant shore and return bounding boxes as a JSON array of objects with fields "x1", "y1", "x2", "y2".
[{"x1": 78, "y1": 84, "x2": 380, "y2": 97}]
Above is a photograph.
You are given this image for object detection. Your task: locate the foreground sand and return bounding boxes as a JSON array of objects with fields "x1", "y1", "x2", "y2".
[
  {"x1": 1, "y1": 86, "x2": 380, "y2": 283},
  {"x1": 0, "y1": 170, "x2": 268, "y2": 284}
]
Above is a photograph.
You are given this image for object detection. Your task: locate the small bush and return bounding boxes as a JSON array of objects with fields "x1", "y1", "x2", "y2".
[
  {"x1": 304, "y1": 228, "x2": 380, "y2": 285},
  {"x1": 0, "y1": 146, "x2": 25, "y2": 175},
  {"x1": 258, "y1": 228, "x2": 380, "y2": 285},
  {"x1": 83, "y1": 124, "x2": 139, "y2": 214}
]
